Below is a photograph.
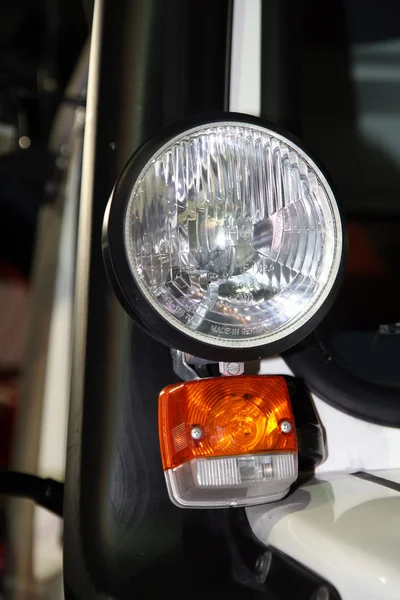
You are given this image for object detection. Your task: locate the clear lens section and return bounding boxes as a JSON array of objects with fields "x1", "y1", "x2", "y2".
[
  {"x1": 125, "y1": 122, "x2": 342, "y2": 348},
  {"x1": 165, "y1": 453, "x2": 297, "y2": 508}
]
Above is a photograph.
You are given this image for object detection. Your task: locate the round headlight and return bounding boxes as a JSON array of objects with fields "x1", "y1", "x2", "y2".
[{"x1": 103, "y1": 114, "x2": 344, "y2": 361}]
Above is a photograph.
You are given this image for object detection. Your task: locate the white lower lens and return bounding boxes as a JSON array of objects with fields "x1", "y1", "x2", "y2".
[
  {"x1": 124, "y1": 122, "x2": 342, "y2": 348},
  {"x1": 165, "y1": 453, "x2": 297, "y2": 508}
]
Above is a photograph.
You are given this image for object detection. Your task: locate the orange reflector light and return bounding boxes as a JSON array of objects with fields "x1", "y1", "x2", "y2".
[{"x1": 159, "y1": 376, "x2": 297, "y2": 508}]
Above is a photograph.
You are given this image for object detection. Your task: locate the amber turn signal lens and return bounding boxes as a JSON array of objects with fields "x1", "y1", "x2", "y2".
[{"x1": 159, "y1": 376, "x2": 297, "y2": 508}]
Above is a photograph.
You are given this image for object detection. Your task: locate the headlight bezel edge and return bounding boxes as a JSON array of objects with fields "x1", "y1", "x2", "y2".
[{"x1": 103, "y1": 112, "x2": 346, "y2": 362}]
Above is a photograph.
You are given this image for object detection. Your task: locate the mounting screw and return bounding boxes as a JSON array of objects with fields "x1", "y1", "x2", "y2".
[
  {"x1": 280, "y1": 420, "x2": 292, "y2": 434},
  {"x1": 310, "y1": 587, "x2": 330, "y2": 600},
  {"x1": 219, "y1": 362, "x2": 244, "y2": 376},
  {"x1": 255, "y1": 550, "x2": 272, "y2": 583},
  {"x1": 191, "y1": 426, "x2": 203, "y2": 440}
]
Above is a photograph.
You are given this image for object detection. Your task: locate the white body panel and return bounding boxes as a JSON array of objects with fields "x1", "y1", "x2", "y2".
[
  {"x1": 247, "y1": 474, "x2": 400, "y2": 600},
  {"x1": 229, "y1": 0, "x2": 261, "y2": 116},
  {"x1": 259, "y1": 357, "x2": 400, "y2": 474}
]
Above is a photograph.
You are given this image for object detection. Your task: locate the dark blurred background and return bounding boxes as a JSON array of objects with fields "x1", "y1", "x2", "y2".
[
  {"x1": 0, "y1": 2, "x2": 87, "y2": 596},
  {"x1": 0, "y1": 0, "x2": 87, "y2": 277}
]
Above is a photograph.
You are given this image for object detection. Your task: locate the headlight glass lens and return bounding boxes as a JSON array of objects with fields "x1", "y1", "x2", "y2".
[{"x1": 124, "y1": 122, "x2": 342, "y2": 348}]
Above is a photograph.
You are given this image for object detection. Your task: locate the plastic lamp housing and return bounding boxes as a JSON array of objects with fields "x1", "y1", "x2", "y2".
[
  {"x1": 103, "y1": 114, "x2": 344, "y2": 361},
  {"x1": 159, "y1": 375, "x2": 297, "y2": 508}
]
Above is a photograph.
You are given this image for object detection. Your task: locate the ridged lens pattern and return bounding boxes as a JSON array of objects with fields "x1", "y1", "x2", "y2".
[
  {"x1": 125, "y1": 122, "x2": 341, "y2": 347},
  {"x1": 159, "y1": 375, "x2": 296, "y2": 470},
  {"x1": 168, "y1": 452, "x2": 297, "y2": 507}
]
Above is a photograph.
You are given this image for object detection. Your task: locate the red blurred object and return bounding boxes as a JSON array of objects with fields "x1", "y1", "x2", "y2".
[
  {"x1": 0, "y1": 378, "x2": 18, "y2": 470},
  {"x1": 346, "y1": 222, "x2": 386, "y2": 277},
  {"x1": 0, "y1": 262, "x2": 25, "y2": 594},
  {"x1": 0, "y1": 260, "x2": 29, "y2": 287},
  {"x1": 0, "y1": 261, "x2": 27, "y2": 469}
]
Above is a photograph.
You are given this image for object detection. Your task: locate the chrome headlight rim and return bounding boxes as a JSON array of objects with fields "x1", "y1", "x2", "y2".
[{"x1": 103, "y1": 112, "x2": 346, "y2": 362}]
